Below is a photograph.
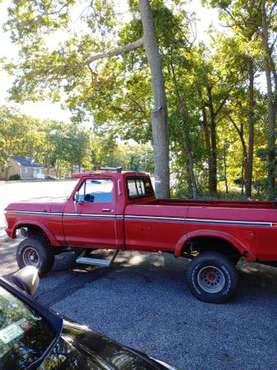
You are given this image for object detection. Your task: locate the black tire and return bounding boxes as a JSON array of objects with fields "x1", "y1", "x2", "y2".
[
  {"x1": 16, "y1": 237, "x2": 54, "y2": 276},
  {"x1": 186, "y1": 251, "x2": 238, "y2": 304}
]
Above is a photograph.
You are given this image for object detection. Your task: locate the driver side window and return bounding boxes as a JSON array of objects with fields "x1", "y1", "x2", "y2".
[{"x1": 77, "y1": 179, "x2": 113, "y2": 204}]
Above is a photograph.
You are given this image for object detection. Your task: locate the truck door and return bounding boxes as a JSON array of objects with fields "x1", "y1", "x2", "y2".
[{"x1": 63, "y1": 178, "x2": 117, "y2": 248}]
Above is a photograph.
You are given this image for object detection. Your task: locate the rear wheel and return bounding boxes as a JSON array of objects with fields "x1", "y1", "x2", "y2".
[
  {"x1": 187, "y1": 251, "x2": 238, "y2": 303},
  {"x1": 16, "y1": 237, "x2": 54, "y2": 276}
]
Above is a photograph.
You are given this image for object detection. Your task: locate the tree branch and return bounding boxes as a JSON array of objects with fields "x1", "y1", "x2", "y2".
[
  {"x1": 87, "y1": 38, "x2": 144, "y2": 65},
  {"x1": 214, "y1": 95, "x2": 229, "y2": 117},
  {"x1": 127, "y1": 96, "x2": 146, "y2": 114},
  {"x1": 228, "y1": 114, "x2": 247, "y2": 157},
  {"x1": 37, "y1": 3, "x2": 68, "y2": 17},
  {"x1": 269, "y1": 2, "x2": 277, "y2": 18}
]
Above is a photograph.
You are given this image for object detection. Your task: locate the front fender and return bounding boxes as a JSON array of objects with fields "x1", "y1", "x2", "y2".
[
  {"x1": 11, "y1": 221, "x2": 60, "y2": 247},
  {"x1": 174, "y1": 229, "x2": 256, "y2": 261}
]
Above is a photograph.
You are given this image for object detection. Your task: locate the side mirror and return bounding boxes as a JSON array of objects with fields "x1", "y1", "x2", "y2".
[
  {"x1": 12, "y1": 266, "x2": 40, "y2": 296},
  {"x1": 84, "y1": 194, "x2": 95, "y2": 202}
]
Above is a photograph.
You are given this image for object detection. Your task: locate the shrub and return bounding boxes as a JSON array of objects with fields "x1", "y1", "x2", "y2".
[{"x1": 9, "y1": 174, "x2": 21, "y2": 180}]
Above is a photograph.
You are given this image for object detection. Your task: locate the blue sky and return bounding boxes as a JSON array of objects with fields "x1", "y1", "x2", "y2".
[{"x1": 0, "y1": 0, "x2": 221, "y2": 122}]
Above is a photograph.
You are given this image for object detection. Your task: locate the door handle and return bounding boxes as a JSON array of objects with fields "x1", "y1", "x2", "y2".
[{"x1": 101, "y1": 208, "x2": 112, "y2": 212}]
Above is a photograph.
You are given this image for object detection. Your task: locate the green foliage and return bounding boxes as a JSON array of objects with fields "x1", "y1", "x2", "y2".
[
  {"x1": 91, "y1": 133, "x2": 154, "y2": 172},
  {"x1": 9, "y1": 174, "x2": 21, "y2": 180},
  {"x1": 0, "y1": 105, "x2": 154, "y2": 179},
  {"x1": 0, "y1": 106, "x2": 45, "y2": 167},
  {"x1": 2, "y1": 0, "x2": 276, "y2": 198}
]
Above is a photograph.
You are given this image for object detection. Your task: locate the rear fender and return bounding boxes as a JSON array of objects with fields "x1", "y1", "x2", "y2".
[
  {"x1": 11, "y1": 221, "x2": 60, "y2": 247},
  {"x1": 174, "y1": 229, "x2": 256, "y2": 261}
]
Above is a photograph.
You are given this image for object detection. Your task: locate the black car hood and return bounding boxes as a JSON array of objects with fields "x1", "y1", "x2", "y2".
[{"x1": 61, "y1": 319, "x2": 171, "y2": 370}]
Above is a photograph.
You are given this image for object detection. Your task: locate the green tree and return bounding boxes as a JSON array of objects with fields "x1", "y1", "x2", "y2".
[
  {"x1": 205, "y1": 0, "x2": 276, "y2": 198},
  {"x1": 45, "y1": 122, "x2": 91, "y2": 177},
  {"x1": 5, "y1": 0, "x2": 170, "y2": 197},
  {"x1": 0, "y1": 106, "x2": 46, "y2": 178}
]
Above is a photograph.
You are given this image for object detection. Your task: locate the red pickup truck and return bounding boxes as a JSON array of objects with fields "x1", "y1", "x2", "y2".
[{"x1": 4, "y1": 170, "x2": 277, "y2": 303}]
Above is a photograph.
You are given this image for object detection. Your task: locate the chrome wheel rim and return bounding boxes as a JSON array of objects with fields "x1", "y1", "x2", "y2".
[
  {"x1": 22, "y1": 247, "x2": 40, "y2": 267},
  {"x1": 197, "y1": 266, "x2": 225, "y2": 294}
]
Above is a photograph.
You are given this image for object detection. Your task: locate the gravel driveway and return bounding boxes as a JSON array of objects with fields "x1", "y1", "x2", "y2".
[{"x1": 1, "y1": 234, "x2": 277, "y2": 369}]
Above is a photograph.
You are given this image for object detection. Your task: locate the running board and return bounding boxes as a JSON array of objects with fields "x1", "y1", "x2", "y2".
[{"x1": 76, "y1": 250, "x2": 119, "y2": 267}]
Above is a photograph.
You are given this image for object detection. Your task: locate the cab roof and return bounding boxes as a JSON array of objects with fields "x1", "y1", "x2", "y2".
[{"x1": 72, "y1": 170, "x2": 148, "y2": 179}]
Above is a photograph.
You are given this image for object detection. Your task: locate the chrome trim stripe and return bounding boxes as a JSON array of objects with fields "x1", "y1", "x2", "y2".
[
  {"x1": 125, "y1": 215, "x2": 184, "y2": 222},
  {"x1": 63, "y1": 213, "x2": 124, "y2": 219},
  {"x1": 12, "y1": 210, "x2": 123, "y2": 219},
  {"x1": 124, "y1": 215, "x2": 272, "y2": 227},
  {"x1": 11, "y1": 210, "x2": 272, "y2": 226},
  {"x1": 186, "y1": 218, "x2": 272, "y2": 226},
  {"x1": 13, "y1": 210, "x2": 63, "y2": 216}
]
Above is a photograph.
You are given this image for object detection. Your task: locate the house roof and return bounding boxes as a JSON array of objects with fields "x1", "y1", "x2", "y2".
[{"x1": 12, "y1": 156, "x2": 43, "y2": 168}]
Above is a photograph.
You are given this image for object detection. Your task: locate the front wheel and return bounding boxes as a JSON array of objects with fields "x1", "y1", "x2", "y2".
[
  {"x1": 186, "y1": 252, "x2": 238, "y2": 304},
  {"x1": 16, "y1": 237, "x2": 54, "y2": 276}
]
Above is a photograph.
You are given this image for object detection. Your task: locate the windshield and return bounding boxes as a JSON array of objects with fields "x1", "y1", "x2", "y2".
[{"x1": 0, "y1": 286, "x2": 55, "y2": 369}]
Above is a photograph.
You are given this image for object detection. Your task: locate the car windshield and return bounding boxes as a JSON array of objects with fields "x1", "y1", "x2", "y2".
[{"x1": 0, "y1": 285, "x2": 55, "y2": 369}]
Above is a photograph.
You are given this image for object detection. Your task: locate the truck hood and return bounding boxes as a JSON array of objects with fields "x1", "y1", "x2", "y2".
[{"x1": 5, "y1": 197, "x2": 67, "y2": 214}]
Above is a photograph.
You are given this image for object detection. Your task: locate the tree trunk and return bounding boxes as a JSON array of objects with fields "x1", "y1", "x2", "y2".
[
  {"x1": 261, "y1": 0, "x2": 276, "y2": 199},
  {"x1": 178, "y1": 138, "x2": 197, "y2": 198},
  {"x1": 209, "y1": 119, "x2": 217, "y2": 194},
  {"x1": 207, "y1": 85, "x2": 217, "y2": 194},
  {"x1": 177, "y1": 102, "x2": 197, "y2": 198},
  {"x1": 229, "y1": 115, "x2": 248, "y2": 194},
  {"x1": 56, "y1": 162, "x2": 60, "y2": 178},
  {"x1": 181, "y1": 126, "x2": 197, "y2": 198},
  {"x1": 168, "y1": 60, "x2": 197, "y2": 198},
  {"x1": 4, "y1": 165, "x2": 9, "y2": 181},
  {"x1": 139, "y1": 0, "x2": 169, "y2": 198},
  {"x1": 184, "y1": 139, "x2": 197, "y2": 199},
  {"x1": 241, "y1": 163, "x2": 244, "y2": 194},
  {"x1": 87, "y1": 0, "x2": 170, "y2": 198},
  {"x1": 245, "y1": 60, "x2": 255, "y2": 198},
  {"x1": 223, "y1": 143, "x2": 229, "y2": 193},
  {"x1": 202, "y1": 106, "x2": 213, "y2": 191}
]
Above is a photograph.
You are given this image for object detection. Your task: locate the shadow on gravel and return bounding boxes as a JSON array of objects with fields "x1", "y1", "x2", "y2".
[
  {"x1": 236, "y1": 262, "x2": 277, "y2": 304},
  {"x1": 36, "y1": 250, "x2": 277, "y2": 308}
]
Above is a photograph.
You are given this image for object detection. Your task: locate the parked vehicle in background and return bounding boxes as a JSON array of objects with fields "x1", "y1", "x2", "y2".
[
  {"x1": 0, "y1": 267, "x2": 176, "y2": 370},
  {"x1": 4, "y1": 169, "x2": 277, "y2": 303}
]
